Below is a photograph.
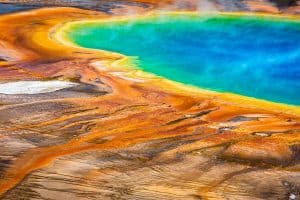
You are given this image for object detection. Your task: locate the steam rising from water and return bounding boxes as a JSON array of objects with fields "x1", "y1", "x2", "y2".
[
  {"x1": 195, "y1": 0, "x2": 219, "y2": 12},
  {"x1": 162, "y1": 0, "x2": 220, "y2": 13}
]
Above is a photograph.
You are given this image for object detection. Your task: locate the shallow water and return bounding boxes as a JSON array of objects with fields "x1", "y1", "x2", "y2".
[
  {"x1": 0, "y1": 81, "x2": 78, "y2": 94},
  {"x1": 0, "y1": 3, "x2": 39, "y2": 14},
  {"x1": 67, "y1": 14, "x2": 300, "y2": 105}
]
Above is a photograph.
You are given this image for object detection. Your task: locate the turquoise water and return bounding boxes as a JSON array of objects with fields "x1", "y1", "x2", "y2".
[{"x1": 66, "y1": 14, "x2": 300, "y2": 105}]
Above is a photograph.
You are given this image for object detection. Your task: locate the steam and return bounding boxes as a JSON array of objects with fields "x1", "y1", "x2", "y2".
[
  {"x1": 195, "y1": 0, "x2": 219, "y2": 12},
  {"x1": 110, "y1": 0, "x2": 221, "y2": 36},
  {"x1": 115, "y1": 0, "x2": 220, "y2": 17},
  {"x1": 159, "y1": 0, "x2": 220, "y2": 13}
]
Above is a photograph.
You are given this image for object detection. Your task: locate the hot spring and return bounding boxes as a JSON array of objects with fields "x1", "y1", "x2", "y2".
[{"x1": 64, "y1": 13, "x2": 300, "y2": 106}]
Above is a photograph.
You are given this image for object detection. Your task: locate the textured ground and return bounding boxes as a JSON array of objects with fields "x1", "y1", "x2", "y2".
[
  {"x1": 0, "y1": 1, "x2": 300, "y2": 200},
  {"x1": 0, "y1": 0, "x2": 300, "y2": 14}
]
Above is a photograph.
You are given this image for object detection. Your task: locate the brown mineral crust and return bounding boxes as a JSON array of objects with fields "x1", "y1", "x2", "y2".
[{"x1": 222, "y1": 137, "x2": 300, "y2": 166}]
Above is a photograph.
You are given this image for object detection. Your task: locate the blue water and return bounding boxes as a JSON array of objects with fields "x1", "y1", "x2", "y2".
[{"x1": 67, "y1": 14, "x2": 300, "y2": 105}]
